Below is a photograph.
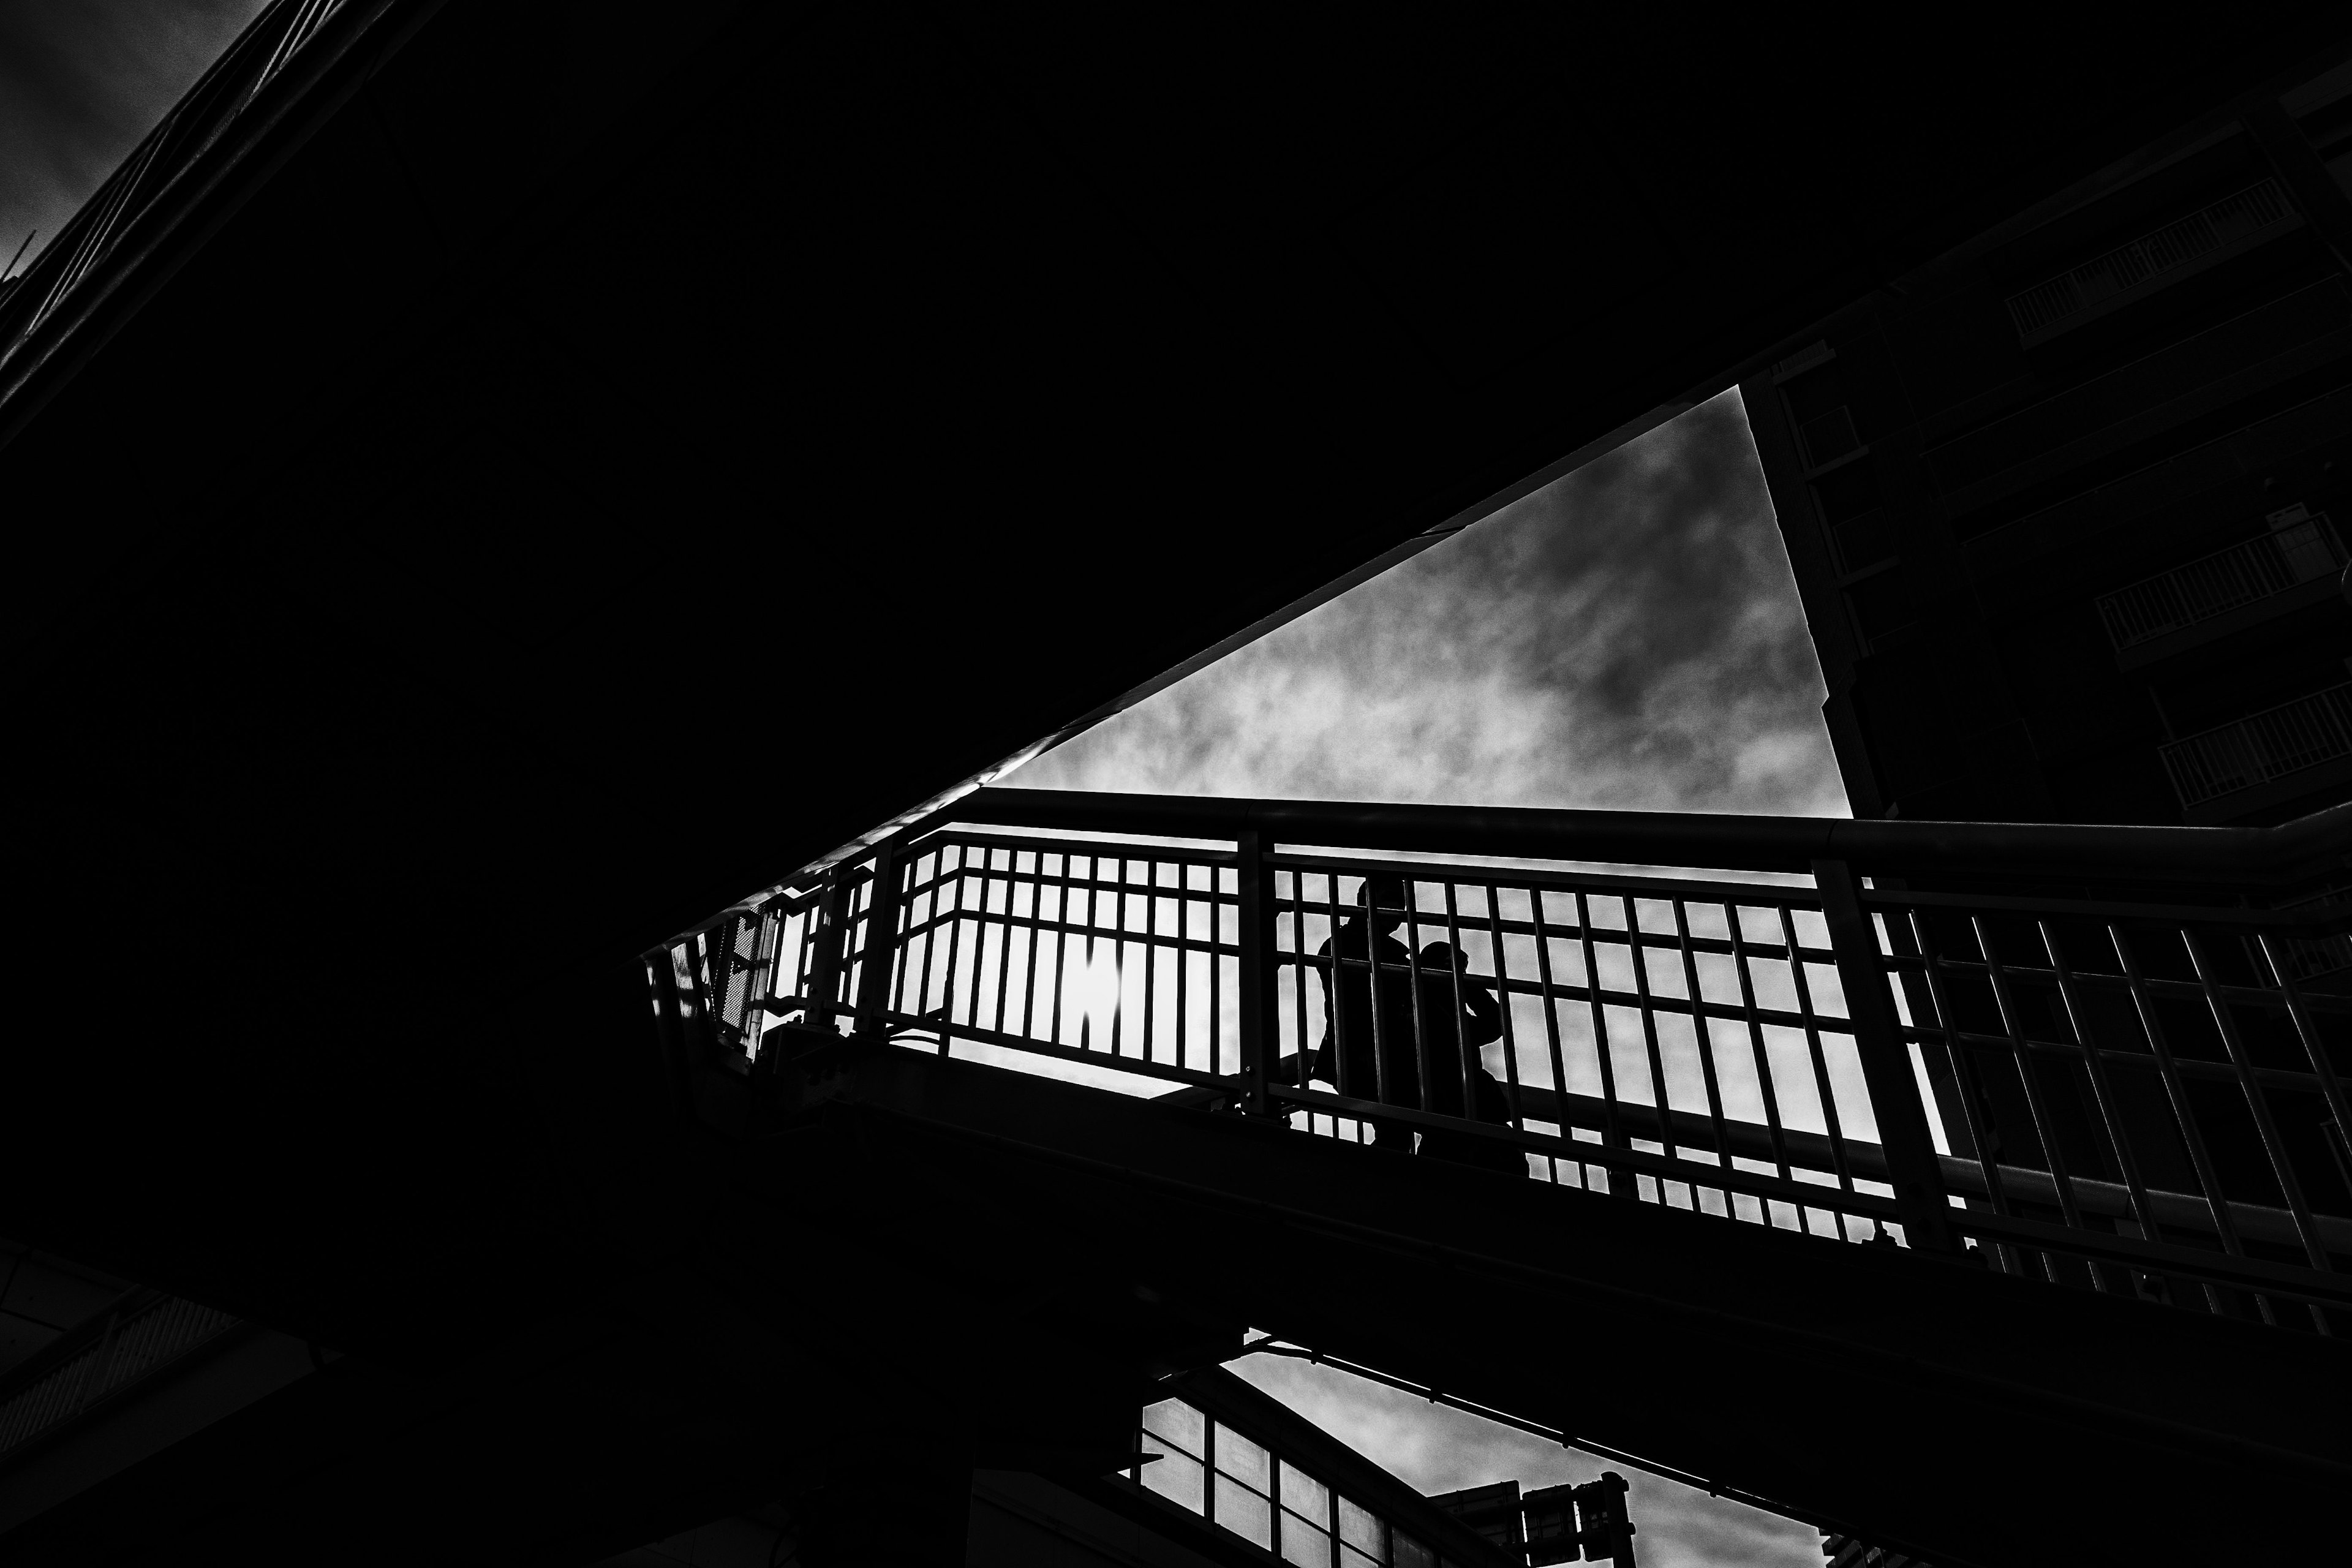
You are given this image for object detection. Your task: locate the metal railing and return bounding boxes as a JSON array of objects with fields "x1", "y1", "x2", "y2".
[
  {"x1": 0, "y1": 1292, "x2": 241, "y2": 1463},
  {"x1": 654, "y1": 791, "x2": 2352, "y2": 1335},
  {"x1": 2003, "y1": 179, "x2": 2293, "y2": 339},
  {"x1": 2097, "y1": 513, "x2": 2342, "y2": 649},
  {"x1": 2161, "y1": 683, "x2": 2352, "y2": 808}
]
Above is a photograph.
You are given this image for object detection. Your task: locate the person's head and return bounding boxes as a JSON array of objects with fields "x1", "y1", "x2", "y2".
[{"x1": 1353, "y1": 874, "x2": 1411, "y2": 932}]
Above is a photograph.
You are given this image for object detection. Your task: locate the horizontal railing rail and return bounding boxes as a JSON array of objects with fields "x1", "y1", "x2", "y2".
[{"x1": 652, "y1": 790, "x2": 2352, "y2": 1337}]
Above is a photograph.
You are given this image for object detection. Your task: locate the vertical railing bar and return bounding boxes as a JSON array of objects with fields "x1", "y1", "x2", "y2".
[
  {"x1": 2084, "y1": 922, "x2": 2232, "y2": 1256},
  {"x1": 1176, "y1": 863, "x2": 1194, "y2": 1074},
  {"x1": 1109, "y1": 856, "x2": 1129, "y2": 1060},
  {"x1": 914, "y1": 851, "x2": 943, "y2": 1030},
  {"x1": 2253, "y1": 930, "x2": 2352, "y2": 1213},
  {"x1": 1627, "y1": 893, "x2": 1681, "y2": 1207},
  {"x1": 1442, "y1": 881, "x2": 1479, "y2": 1134},
  {"x1": 1673, "y1": 897, "x2": 1735, "y2": 1207},
  {"x1": 992, "y1": 847, "x2": 1017, "y2": 1039},
  {"x1": 1359, "y1": 880, "x2": 1393, "y2": 1134},
  {"x1": 1210, "y1": 862, "x2": 1225, "y2": 1077},
  {"x1": 1727, "y1": 902, "x2": 1796, "y2": 1188},
  {"x1": 2179, "y1": 927, "x2": 2331, "y2": 1274},
  {"x1": 1970, "y1": 915, "x2": 2089, "y2": 1277},
  {"x1": 1403, "y1": 881, "x2": 1435, "y2": 1138},
  {"x1": 852, "y1": 846, "x2": 902, "y2": 1038},
  {"x1": 1078, "y1": 854, "x2": 1102, "y2": 1054},
  {"x1": 1527, "y1": 887, "x2": 1575, "y2": 1183},
  {"x1": 1580, "y1": 891, "x2": 1633, "y2": 1198},
  {"x1": 1321, "y1": 874, "x2": 1360, "y2": 1139},
  {"x1": 1811, "y1": 863, "x2": 1967, "y2": 1253},
  {"x1": 1290, "y1": 869, "x2": 1313, "y2": 1111},
  {"x1": 1480, "y1": 881, "x2": 1529, "y2": 1137},
  {"x1": 1237, "y1": 829, "x2": 1275, "y2": 1118},
  {"x1": 886, "y1": 866, "x2": 915, "y2": 1022},
  {"x1": 939, "y1": 853, "x2": 969, "y2": 1044},
  {"x1": 1047, "y1": 852, "x2": 1072, "y2": 1046},
  {"x1": 1019, "y1": 850, "x2": 1045, "y2": 1045},
  {"x1": 1901, "y1": 910, "x2": 2019, "y2": 1229},
  {"x1": 1777, "y1": 901, "x2": 1858, "y2": 1201},
  {"x1": 1144, "y1": 859, "x2": 1162, "y2": 1066}
]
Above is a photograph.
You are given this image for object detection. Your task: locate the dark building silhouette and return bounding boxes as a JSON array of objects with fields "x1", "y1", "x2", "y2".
[{"x1": 1744, "y1": 60, "x2": 2352, "y2": 829}]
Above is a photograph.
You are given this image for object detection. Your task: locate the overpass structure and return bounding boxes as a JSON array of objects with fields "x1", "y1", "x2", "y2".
[{"x1": 4, "y1": 3, "x2": 2351, "y2": 1563}]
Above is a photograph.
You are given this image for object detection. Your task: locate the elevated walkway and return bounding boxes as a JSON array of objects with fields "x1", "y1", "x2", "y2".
[{"x1": 656, "y1": 786, "x2": 2352, "y2": 1567}]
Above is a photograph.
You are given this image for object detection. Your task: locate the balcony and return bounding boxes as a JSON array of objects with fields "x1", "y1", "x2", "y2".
[
  {"x1": 2003, "y1": 179, "x2": 2299, "y2": 345},
  {"x1": 2098, "y1": 510, "x2": 2343, "y2": 660},
  {"x1": 2162, "y1": 682, "x2": 2352, "y2": 811}
]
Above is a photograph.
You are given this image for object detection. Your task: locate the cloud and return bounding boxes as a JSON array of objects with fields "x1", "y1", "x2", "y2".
[
  {"x1": 1026, "y1": 396, "x2": 1844, "y2": 1568},
  {"x1": 0, "y1": 1, "x2": 270, "y2": 273},
  {"x1": 1012, "y1": 390, "x2": 1849, "y2": 820},
  {"x1": 1228, "y1": 1354, "x2": 1822, "y2": 1568}
]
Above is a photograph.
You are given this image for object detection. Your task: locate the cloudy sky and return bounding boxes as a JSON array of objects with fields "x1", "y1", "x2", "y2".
[
  {"x1": 0, "y1": 0, "x2": 265, "y2": 276},
  {"x1": 1012, "y1": 393, "x2": 1839, "y2": 1568},
  {"x1": 1016, "y1": 390, "x2": 1849, "y2": 821},
  {"x1": 13, "y1": 9, "x2": 1844, "y2": 1566}
]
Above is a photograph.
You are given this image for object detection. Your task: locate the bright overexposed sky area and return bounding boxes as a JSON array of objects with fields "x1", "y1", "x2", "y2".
[{"x1": 10, "y1": 9, "x2": 1845, "y2": 1566}]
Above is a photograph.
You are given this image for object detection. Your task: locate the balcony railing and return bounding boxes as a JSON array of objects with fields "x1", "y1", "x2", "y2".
[
  {"x1": 2097, "y1": 513, "x2": 2343, "y2": 649},
  {"x1": 2162, "y1": 683, "x2": 2352, "y2": 808},
  {"x1": 654, "y1": 791, "x2": 2352, "y2": 1336},
  {"x1": 0, "y1": 1291, "x2": 240, "y2": 1462},
  {"x1": 2003, "y1": 179, "x2": 2294, "y2": 339}
]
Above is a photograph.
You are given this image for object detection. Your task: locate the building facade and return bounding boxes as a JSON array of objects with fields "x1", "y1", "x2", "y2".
[{"x1": 1744, "y1": 56, "x2": 2352, "y2": 829}]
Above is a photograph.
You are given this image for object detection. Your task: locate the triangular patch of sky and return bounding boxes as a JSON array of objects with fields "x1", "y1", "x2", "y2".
[
  {"x1": 1004, "y1": 390, "x2": 1839, "y2": 1568},
  {"x1": 1011, "y1": 388, "x2": 1849, "y2": 820}
]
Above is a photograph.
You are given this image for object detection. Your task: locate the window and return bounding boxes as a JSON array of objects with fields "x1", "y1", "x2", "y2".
[
  {"x1": 1137, "y1": 1399, "x2": 1452, "y2": 1568},
  {"x1": 1281, "y1": 1465, "x2": 1334, "y2": 1567},
  {"x1": 1340, "y1": 1496, "x2": 1388, "y2": 1568},
  {"x1": 1141, "y1": 1399, "x2": 1208, "y2": 1514}
]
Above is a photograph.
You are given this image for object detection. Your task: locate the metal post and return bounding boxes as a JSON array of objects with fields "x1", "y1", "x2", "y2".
[
  {"x1": 804, "y1": 872, "x2": 856, "y2": 1033},
  {"x1": 853, "y1": 845, "x2": 903, "y2": 1038},
  {"x1": 1236, "y1": 828, "x2": 1278, "y2": 1118},
  {"x1": 645, "y1": 952, "x2": 696, "y2": 1104},
  {"x1": 1811, "y1": 859, "x2": 1960, "y2": 1254}
]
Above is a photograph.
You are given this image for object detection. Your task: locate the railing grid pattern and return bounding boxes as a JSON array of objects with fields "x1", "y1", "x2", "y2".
[
  {"x1": 2004, "y1": 180, "x2": 2290, "y2": 337},
  {"x1": 678, "y1": 818, "x2": 2352, "y2": 1337},
  {"x1": 2161, "y1": 684, "x2": 2352, "y2": 808},
  {"x1": 2097, "y1": 515, "x2": 2342, "y2": 649},
  {"x1": 0, "y1": 1295, "x2": 239, "y2": 1460}
]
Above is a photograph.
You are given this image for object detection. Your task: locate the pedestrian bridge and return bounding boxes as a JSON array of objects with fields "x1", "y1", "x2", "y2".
[{"x1": 654, "y1": 788, "x2": 2352, "y2": 1568}]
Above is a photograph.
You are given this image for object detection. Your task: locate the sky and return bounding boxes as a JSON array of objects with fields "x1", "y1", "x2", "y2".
[
  {"x1": 1009, "y1": 394, "x2": 1840, "y2": 1568},
  {"x1": 11, "y1": 10, "x2": 1845, "y2": 1566},
  {"x1": 0, "y1": 0, "x2": 266, "y2": 277},
  {"x1": 1016, "y1": 390, "x2": 1849, "y2": 820}
]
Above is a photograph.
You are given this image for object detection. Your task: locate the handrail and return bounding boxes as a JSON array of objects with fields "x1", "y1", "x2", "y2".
[
  {"x1": 919, "y1": 786, "x2": 2352, "y2": 885},
  {"x1": 665, "y1": 803, "x2": 2352, "y2": 1335}
]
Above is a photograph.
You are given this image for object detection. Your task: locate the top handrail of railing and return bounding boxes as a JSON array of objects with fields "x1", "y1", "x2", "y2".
[
  {"x1": 904, "y1": 786, "x2": 2352, "y2": 886},
  {"x1": 666, "y1": 784, "x2": 2352, "y2": 954}
]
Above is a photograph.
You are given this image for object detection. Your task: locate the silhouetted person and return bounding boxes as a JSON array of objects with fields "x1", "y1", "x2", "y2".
[
  {"x1": 1311, "y1": 875, "x2": 1420, "y2": 1151},
  {"x1": 1312, "y1": 876, "x2": 1523, "y2": 1174},
  {"x1": 1408, "y1": 937, "x2": 1523, "y2": 1174}
]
